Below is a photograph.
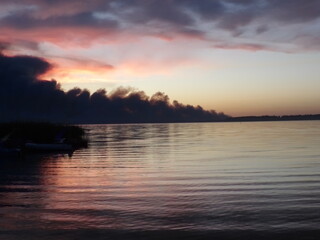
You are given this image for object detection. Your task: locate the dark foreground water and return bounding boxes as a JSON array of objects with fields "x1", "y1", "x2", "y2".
[{"x1": 1, "y1": 121, "x2": 320, "y2": 240}]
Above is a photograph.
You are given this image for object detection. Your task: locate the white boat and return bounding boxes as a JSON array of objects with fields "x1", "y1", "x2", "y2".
[{"x1": 24, "y1": 143, "x2": 73, "y2": 152}]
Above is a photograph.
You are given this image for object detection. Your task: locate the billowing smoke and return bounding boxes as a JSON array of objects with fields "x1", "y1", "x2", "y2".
[{"x1": 0, "y1": 54, "x2": 228, "y2": 123}]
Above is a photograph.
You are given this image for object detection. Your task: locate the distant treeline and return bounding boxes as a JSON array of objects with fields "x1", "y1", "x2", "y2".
[
  {"x1": 0, "y1": 54, "x2": 227, "y2": 124},
  {"x1": 227, "y1": 114, "x2": 320, "y2": 122}
]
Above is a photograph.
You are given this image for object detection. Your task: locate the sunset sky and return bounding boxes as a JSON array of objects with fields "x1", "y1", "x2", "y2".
[{"x1": 1, "y1": 0, "x2": 320, "y2": 116}]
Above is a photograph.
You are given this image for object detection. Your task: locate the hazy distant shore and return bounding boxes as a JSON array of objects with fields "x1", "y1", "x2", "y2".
[
  {"x1": 226, "y1": 114, "x2": 320, "y2": 122},
  {"x1": 76, "y1": 113, "x2": 320, "y2": 124},
  {"x1": 1, "y1": 114, "x2": 319, "y2": 125}
]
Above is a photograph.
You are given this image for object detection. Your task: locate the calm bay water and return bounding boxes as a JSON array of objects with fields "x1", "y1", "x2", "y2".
[{"x1": 1, "y1": 121, "x2": 320, "y2": 239}]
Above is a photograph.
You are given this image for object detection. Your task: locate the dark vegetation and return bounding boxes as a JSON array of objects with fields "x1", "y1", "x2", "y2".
[
  {"x1": 0, "y1": 54, "x2": 228, "y2": 124},
  {"x1": 0, "y1": 122, "x2": 88, "y2": 149}
]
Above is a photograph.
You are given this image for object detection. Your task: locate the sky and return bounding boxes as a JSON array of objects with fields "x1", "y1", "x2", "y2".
[{"x1": 1, "y1": 0, "x2": 320, "y2": 117}]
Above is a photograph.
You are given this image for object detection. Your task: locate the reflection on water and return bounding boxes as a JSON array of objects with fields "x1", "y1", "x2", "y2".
[{"x1": 1, "y1": 121, "x2": 320, "y2": 239}]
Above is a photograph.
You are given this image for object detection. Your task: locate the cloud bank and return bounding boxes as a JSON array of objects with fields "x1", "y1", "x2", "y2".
[
  {"x1": 1, "y1": 0, "x2": 320, "y2": 51},
  {"x1": 1, "y1": 0, "x2": 319, "y2": 89},
  {"x1": 0, "y1": 54, "x2": 227, "y2": 123}
]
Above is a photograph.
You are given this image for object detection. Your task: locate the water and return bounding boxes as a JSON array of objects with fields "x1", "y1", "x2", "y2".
[{"x1": 1, "y1": 121, "x2": 320, "y2": 239}]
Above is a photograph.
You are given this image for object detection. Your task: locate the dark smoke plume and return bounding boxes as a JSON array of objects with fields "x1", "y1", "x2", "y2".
[{"x1": 0, "y1": 54, "x2": 228, "y2": 123}]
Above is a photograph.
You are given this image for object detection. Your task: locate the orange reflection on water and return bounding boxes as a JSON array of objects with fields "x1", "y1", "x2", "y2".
[{"x1": 35, "y1": 149, "x2": 156, "y2": 229}]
